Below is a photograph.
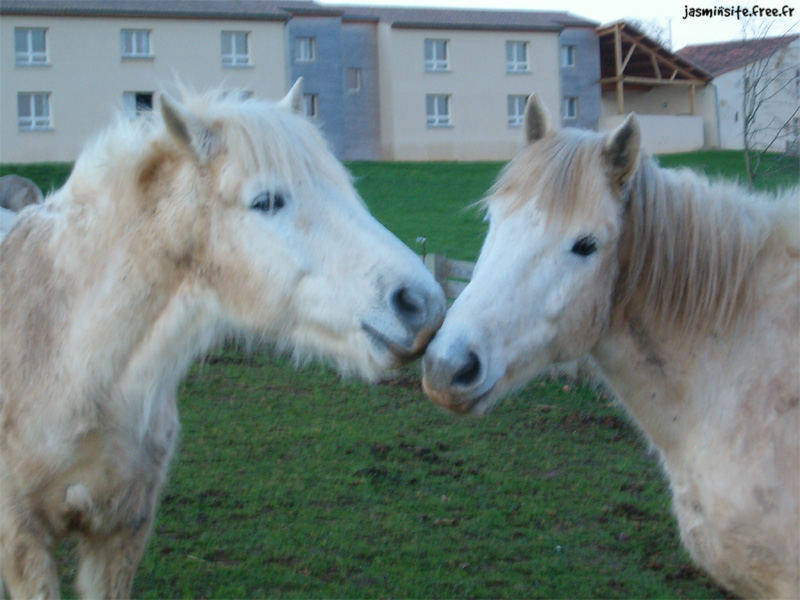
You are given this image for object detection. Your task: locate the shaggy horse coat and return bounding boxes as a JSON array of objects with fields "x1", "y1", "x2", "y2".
[
  {"x1": 423, "y1": 94, "x2": 799, "y2": 598},
  {"x1": 0, "y1": 82, "x2": 445, "y2": 598}
]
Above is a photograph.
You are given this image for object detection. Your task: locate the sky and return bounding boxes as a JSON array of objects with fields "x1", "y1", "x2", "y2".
[{"x1": 317, "y1": 0, "x2": 800, "y2": 50}]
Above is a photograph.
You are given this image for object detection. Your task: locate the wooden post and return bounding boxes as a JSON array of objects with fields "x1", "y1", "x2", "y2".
[
  {"x1": 614, "y1": 23, "x2": 624, "y2": 114},
  {"x1": 689, "y1": 83, "x2": 696, "y2": 115},
  {"x1": 424, "y1": 253, "x2": 447, "y2": 291}
]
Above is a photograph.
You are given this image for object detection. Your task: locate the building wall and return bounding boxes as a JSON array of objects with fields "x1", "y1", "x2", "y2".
[
  {"x1": 286, "y1": 17, "x2": 381, "y2": 160},
  {"x1": 2, "y1": 11, "x2": 602, "y2": 163},
  {"x1": 714, "y1": 69, "x2": 745, "y2": 149},
  {"x1": 340, "y1": 21, "x2": 381, "y2": 160},
  {"x1": 376, "y1": 26, "x2": 561, "y2": 160},
  {"x1": 287, "y1": 16, "x2": 346, "y2": 156},
  {"x1": 713, "y1": 41, "x2": 800, "y2": 151},
  {"x1": 559, "y1": 27, "x2": 601, "y2": 130},
  {"x1": 600, "y1": 84, "x2": 718, "y2": 150},
  {"x1": 600, "y1": 113, "x2": 705, "y2": 153},
  {"x1": 601, "y1": 85, "x2": 696, "y2": 115},
  {"x1": 1, "y1": 15, "x2": 287, "y2": 163}
]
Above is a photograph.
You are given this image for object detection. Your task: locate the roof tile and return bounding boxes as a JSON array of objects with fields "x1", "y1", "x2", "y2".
[{"x1": 677, "y1": 35, "x2": 799, "y2": 76}]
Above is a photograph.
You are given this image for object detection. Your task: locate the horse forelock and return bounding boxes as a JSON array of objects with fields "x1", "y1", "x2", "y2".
[
  {"x1": 486, "y1": 129, "x2": 612, "y2": 225},
  {"x1": 68, "y1": 88, "x2": 354, "y2": 217},
  {"x1": 193, "y1": 92, "x2": 355, "y2": 203}
]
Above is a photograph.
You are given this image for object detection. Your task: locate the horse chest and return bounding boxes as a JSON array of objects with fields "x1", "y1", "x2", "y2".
[{"x1": 39, "y1": 394, "x2": 180, "y2": 537}]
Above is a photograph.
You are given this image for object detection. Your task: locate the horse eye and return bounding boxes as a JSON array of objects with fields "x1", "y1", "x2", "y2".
[
  {"x1": 250, "y1": 191, "x2": 286, "y2": 213},
  {"x1": 571, "y1": 235, "x2": 598, "y2": 257},
  {"x1": 250, "y1": 192, "x2": 271, "y2": 212}
]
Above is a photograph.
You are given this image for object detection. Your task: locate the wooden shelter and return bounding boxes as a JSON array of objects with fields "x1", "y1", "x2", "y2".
[{"x1": 597, "y1": 21, "x2": 711, "y2": 115}]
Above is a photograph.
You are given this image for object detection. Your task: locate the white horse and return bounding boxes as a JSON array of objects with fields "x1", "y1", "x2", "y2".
[
  {"x1": 0, "y1": 81, "x2": 445, "y2": 599},
  {"x1": 423, "y1": 94, "x2": 799, "y2": 598},
  {"x1": 0, "y1": 174, "x2": 43, "y2": 213}
]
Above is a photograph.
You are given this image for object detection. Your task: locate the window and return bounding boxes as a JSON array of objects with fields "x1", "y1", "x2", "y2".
[
  {"x1": 121, "y1": 29, "x2": 151, "y2": 58},
  {"x1": 123, "y1": 92, "x2": 153, "y2": 118},
  {"x1": 426, "y1": 94, "x2": 451, "y2": 127},
  {"x1": 347, "y1": 68, "x2": 362, "y2": 93},
  {"x1": 563, "y1": 96, "x2": 578, "y2": 120},
  {"x1": 562, "y1": 44, "x2": 576, "y2": 67},
  {"x1": 296, "y1": 37, "x2": 316, "y2": 63},
  {"x1": 506, "y1": 41, "x2": 528, "y2": 73},
  {"x1": 222, "y1": 31, "x2": 250, "y2": 67},
  {"x1": 302, "y1": 93, "x2": 318, "y2": 118},
  {"x1": 15, "y1": 27, "x2": 47, "y2": 65},
  {"x1": 424, "y1": 39, "x2": 448, "y2": 72},
  {"x1": 508, "y1": 94, "x2": 528, "y2": 127},
  {"x1": 222, "y1": 90, "x2": 254, "y2": 101},
  {"x1": 18, "y1": 92, "x2": 51, "y2": 130}
]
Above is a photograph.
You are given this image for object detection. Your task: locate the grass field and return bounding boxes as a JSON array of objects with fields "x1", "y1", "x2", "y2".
[{"x1": 3, "y1": 150, "x2": 792, "y2": 598}]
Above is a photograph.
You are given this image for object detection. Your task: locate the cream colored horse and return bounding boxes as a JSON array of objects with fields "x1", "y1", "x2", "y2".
[
  {"x1": 0, "y1": 81, "x2": 445, "y2": 599},
  {"x1": 423, "y1": 94, "x2": 799, "y2": 598}
]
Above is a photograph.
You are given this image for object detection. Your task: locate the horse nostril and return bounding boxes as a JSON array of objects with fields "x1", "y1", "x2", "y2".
[
  {"x1": 391, "y1": 286, "x2": 426, "y2": 323},
  {"x1": 452, "y1": 351, "x2": 481, "y2": 387}
]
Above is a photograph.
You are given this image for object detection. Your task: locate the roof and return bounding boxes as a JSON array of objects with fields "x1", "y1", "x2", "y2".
[
  {"x1": 676, "y1": 35, "x2": 800, "y2": 77},
  {"x1": 0, "y1": 0, "x2": 597, "y2": 31},
  {"x1": 0, "y1": 0, "x2": 322, "y2": 20},
  {"x1": 597, "y1": 20, "x2": 710, "y2": 90},
  {"x1": 334, "y1": 5, "x2": 596, "y2": 32}
]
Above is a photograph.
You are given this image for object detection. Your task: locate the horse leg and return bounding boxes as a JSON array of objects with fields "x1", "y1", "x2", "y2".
[
  {"x1": 0, "y1": 512, "x2": 60, "y2": 599},
  {"x1": 75, "y1": 516, "x2": 154, "y2": 599}
]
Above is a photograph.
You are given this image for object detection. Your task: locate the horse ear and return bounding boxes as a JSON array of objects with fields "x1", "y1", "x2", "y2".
[
  {"x1": 158, "y1": 92, "x2": 215, "y2": 164},
  {"x1": 278, "y1": 78, "x2": 304, "y2": 113},
  {"x1": 523, "y1": 93, "x2": 551, "y2": 144},
  {"x1": 603, "y1": 113, "x2": 641, "y2": 188}
]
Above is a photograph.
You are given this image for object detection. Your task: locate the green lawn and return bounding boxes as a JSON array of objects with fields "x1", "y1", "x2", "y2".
[
  {"x1": 132, "y1": 351, "x2": 726, "y2": 599},
  {"x1": 0, "y1": 162, "x2": 73, "y2": 196},
  {"x1": 2, "y1": 152, "x2": 786, "y2": 597},
  {"x1": 656, "y1": 149, "x2": 799, "y2": 193}
]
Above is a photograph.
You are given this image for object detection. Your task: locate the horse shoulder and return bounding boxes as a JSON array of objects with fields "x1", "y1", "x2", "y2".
[{"x1": 666, "y1": 272, "x2": 799, "y2": 597}]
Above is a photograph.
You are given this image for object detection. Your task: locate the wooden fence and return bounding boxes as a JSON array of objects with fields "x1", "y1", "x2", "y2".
[{"x1": 423, "y1": 253, "x2": 474, "y2": 301}]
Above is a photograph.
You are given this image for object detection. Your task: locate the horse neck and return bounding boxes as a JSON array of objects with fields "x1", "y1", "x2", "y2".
[
  {"x1": 589, "y1": 160, "x2": 785, "y2": 455},
  {"x1": 590, "y1": 312, "x2": 697, "y2": 456},
  {"x1": 58, "y1": 188, "x2": 224, "y2": 417},
  {"x1": 611, "y1": 159, "x2": 776, "y2": 339}
]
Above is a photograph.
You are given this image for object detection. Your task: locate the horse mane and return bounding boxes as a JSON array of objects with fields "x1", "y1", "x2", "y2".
[
  {"x1": 616, "y1": 158, "x2": 798, "y2": 336},
  {"x1": 490, "y1": 128, "x2": 799, "y2": 338}
]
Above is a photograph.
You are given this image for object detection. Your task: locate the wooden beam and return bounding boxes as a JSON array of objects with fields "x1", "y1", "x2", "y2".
[
  {"x1": 617, "y1": 75, "x2": 705, "y2": 86},
  {"x1": 650, "y1": 54, "x2": 662, "y2": 79},
  {"x1": 614, "y1": 23, "x2": 624, "y2": 114},
  {"x1": 617, "y1": 29, "x2": 704, "y2": 82},
  {"x1": 621, "y1": 43, "x2": 636, "y2": 72}
]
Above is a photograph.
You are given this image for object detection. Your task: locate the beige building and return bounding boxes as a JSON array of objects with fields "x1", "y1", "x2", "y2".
[
  {"x1": 2, "y1": 6, "x2": 291, "y2": 162},
  {"x1": 1, "y1": 1, "x2": 600, "y2": 163},
  {"x1": 376, "y1": 25, "x2": 560, "y2": 160},
  {"x1": 678, "y1": 35, "x2": 800, "y2": 152}
]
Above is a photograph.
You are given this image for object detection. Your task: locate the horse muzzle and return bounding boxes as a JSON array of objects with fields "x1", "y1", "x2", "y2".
[
  {"x1": 362, "y1": 280, "x2": 446, "y2": 362},
  {"x1": 422, "y1": 337, "x2": 503, "y2": 415}
]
